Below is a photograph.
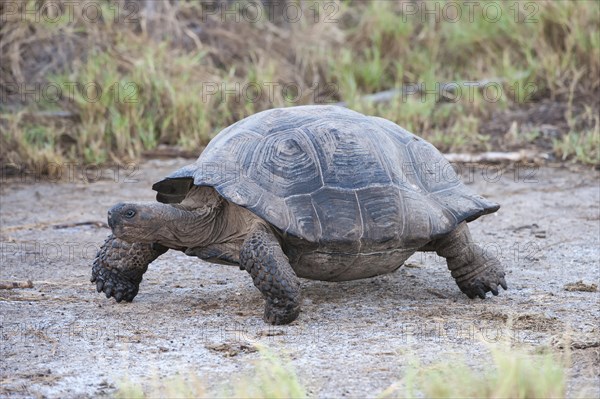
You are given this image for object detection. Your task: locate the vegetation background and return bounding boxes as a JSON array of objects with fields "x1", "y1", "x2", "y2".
[{"x1": 1, "y1": 0, "x2": 598, "y2": 172}]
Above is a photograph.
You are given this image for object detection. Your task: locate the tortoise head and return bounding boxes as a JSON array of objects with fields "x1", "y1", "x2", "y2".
[
  {"x1": 108, "y1": 187, "x2": 229, "y2": 249},
  {"x1": 108, "y1": 201, "x2": 201, "y2": 246},
  {"x1": 107, "y1": 197, "x2": 222, "y2": 249},
  {"x1": 107, "y1": 202, "x2": 166, "y2": 243}
]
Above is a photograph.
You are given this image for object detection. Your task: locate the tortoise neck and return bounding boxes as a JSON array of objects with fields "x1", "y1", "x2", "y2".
[
  {"x1": 155, "y1": 186, "x2": 263, "y2": 252},
  {"x1": 155, "y1": 201, "x2": 225, "y2": 250}
]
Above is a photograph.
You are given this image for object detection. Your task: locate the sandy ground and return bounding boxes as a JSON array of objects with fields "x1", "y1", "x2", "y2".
[{"x1": 1, "y1": 159, "x2": 599, "y2": 398}]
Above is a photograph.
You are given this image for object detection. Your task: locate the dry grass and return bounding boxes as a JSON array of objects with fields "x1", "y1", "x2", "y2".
[
  {"x1": 116, "y1": 345, "x2": 306, "y2": 399},
  {"x1": 1, "y1": 0, "x2": 599, "y2": 170},
  {"x1": 381, "y1": 346, "x2": 568, "y2": 399},
  {"x1": 115, "y1": 342, "x2": 575, "y2": 399}
]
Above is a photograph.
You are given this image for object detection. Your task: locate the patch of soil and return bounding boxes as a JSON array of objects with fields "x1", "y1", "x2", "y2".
[{"x1": 1, "y1": 161, "x2": 599, "y2": 397}]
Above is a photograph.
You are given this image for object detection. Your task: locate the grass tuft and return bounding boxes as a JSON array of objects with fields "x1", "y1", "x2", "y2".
[
  {"x1": 115, "y1": 344, "x2": 306, "y2": 399},
  {"x1": 228, "y1": 345, "x2": 306, "y2": 399},
  {"x1": 380, "y1": 345, "x2": 568, "y2": 399}
]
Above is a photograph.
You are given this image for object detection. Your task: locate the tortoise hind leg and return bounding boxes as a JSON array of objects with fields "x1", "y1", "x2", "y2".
[
  {"x1": 424, "y1": 222, "x2": 507, "y2": 299},
  {"x1": 240, "y1": 223, "x2": 302, "y2": 325},
  {"x1": 91, "y1": 234, "x2": 168, "y2": 302}
]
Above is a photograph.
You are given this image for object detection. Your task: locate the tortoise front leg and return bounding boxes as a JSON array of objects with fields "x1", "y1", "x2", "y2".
[
  {"x1": 425, "y1": 222, "x2": 507, "y2": 299},
  {"x1": 91, "y1": 234, "x2": 168, "y2": 302},
  {"x1": 240, "y1": 224, "x2": 302, "y2": 325}
]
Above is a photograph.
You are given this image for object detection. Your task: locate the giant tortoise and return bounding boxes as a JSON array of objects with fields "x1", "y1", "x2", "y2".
[{"x1": 91, "y1": 105, "x2": 506, "y2": 324}]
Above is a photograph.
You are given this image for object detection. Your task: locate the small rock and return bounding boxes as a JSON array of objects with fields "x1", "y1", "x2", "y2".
[
  {"x1": 206, "y1": 342, "x2": 257, "y2": 357},
  {"x1": 259, "y1": 329, "x2": 285, "y2": 337}
]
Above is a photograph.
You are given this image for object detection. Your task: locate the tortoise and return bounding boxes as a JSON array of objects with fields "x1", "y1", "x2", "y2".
[{"x1": 91, "y1": 105, "x2": 507, "y2": 325}]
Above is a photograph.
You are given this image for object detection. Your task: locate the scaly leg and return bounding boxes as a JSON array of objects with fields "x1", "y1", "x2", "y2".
[
  {"x1": 240, "y1": 224, "x2": 302, "y2": 325},
  {"x1": 425, "y1": 222, "x2": 507, "y2": 299},
  {"x1": 91, "y1": 234, "x2": 168, "y2": 302}
]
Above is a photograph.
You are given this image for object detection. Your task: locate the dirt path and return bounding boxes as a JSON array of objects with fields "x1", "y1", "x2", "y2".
[{"x1": 1, "y1": 160, "x2": 599, "y2": 398}]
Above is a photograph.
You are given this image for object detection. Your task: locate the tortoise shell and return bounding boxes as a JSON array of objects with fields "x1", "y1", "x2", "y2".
[{"x1": 153, "y1": 105, "x2": 498, "y2": 247}]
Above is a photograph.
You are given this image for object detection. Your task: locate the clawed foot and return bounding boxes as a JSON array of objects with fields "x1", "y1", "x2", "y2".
[
  {"x1": 457, "y1": 259, "x2": 508, "y2": 299},
  {"x1": 91, "y1": 260, "x2": 140, "y2": 302},
  {"x1": 264, "y1": 298, "x2": 301, "y2": 325},
  {"x1": 90, "y1": 235, "x2": 166, "y2": 303}
]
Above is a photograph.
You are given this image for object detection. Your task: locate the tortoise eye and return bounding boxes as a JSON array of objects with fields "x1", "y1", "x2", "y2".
[{"x1": 124, "y1": 209, "x2": 136, "y2": 218}]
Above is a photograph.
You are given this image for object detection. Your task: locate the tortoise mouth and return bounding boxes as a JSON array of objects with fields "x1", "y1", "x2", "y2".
[
  {"x1": 107, "y1": 214, "x2": 126, "y2": 239},
  {"x1": 107, "y1": 217, "x2": 143, "y2": 243},
  {"x1": 107, "y1": 203, "x2": 126, "y2": 231},
  {"x1": 107, "y1": 210, "x2": 115, "y2": 230}
]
